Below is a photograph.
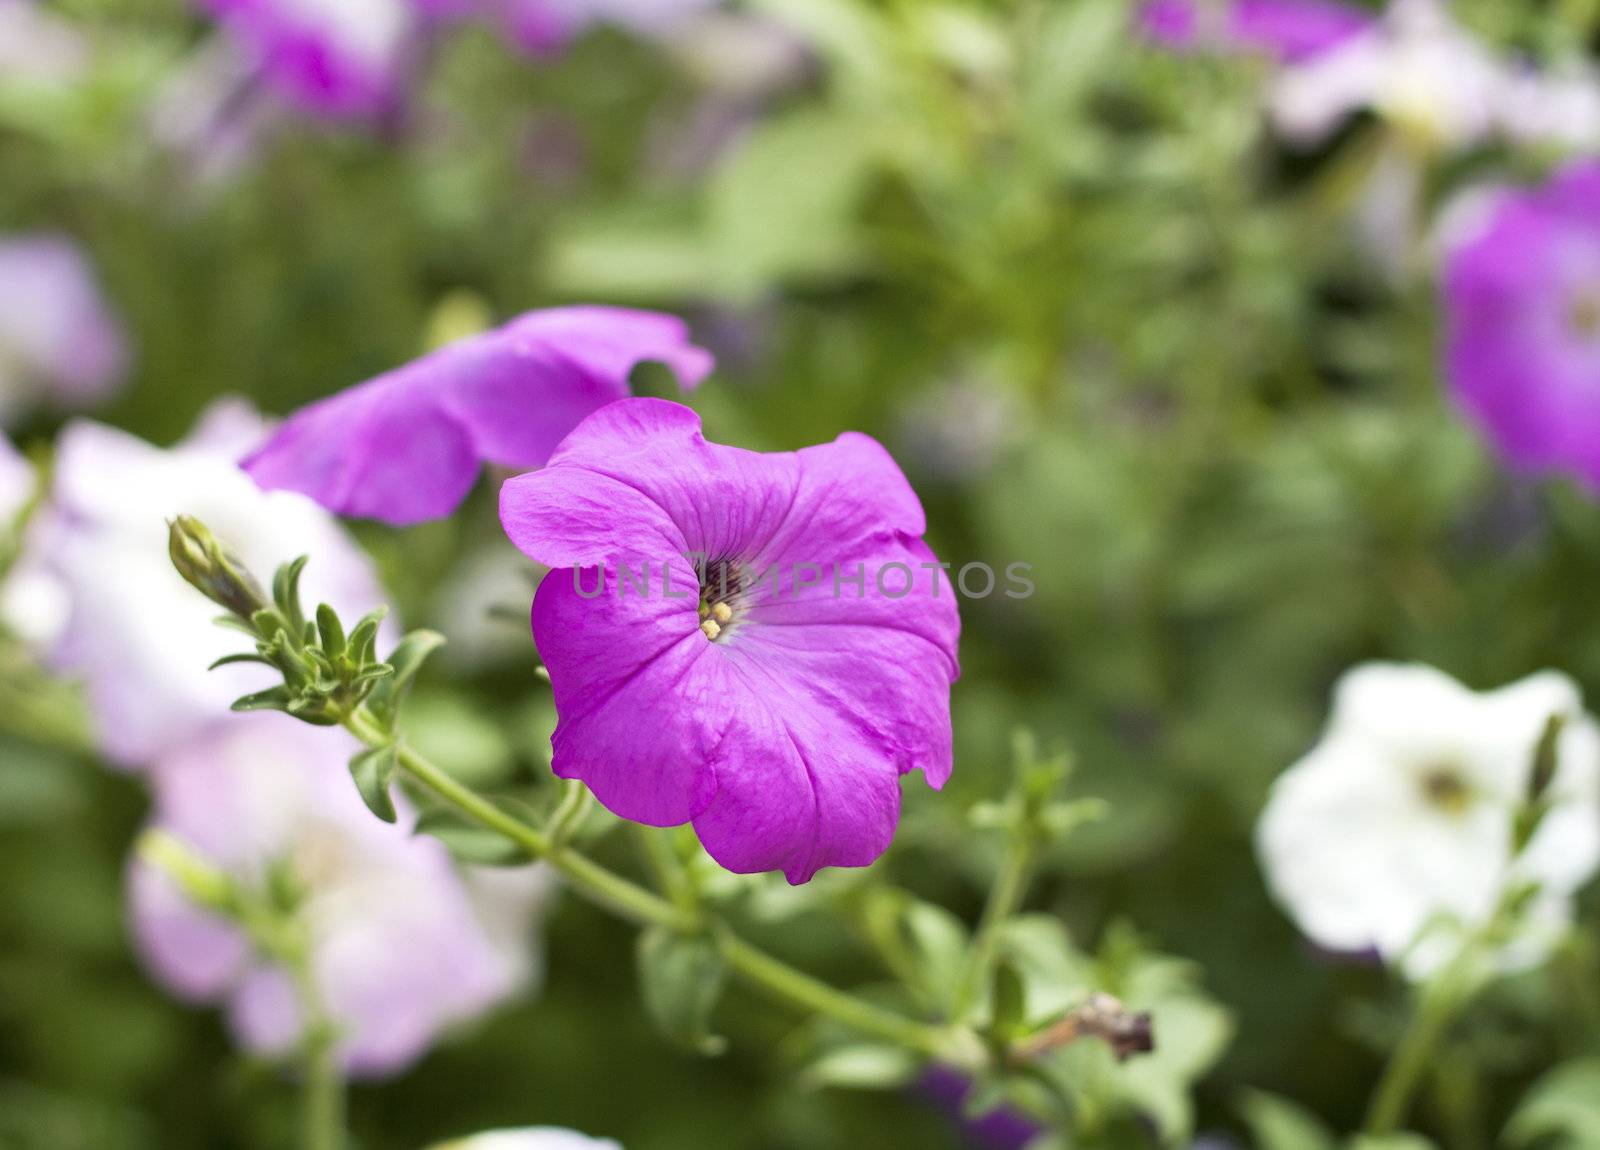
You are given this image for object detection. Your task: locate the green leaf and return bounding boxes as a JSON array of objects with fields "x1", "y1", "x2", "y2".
[
  {"x1": 230, "y1": 687, "x2": 291, "y2": 713},
  {"x1": 272, "y1": 555, "x2": 310, "y2": 635},
  {"x1": 990, "y1": 960, "x2": 1028, "y2": 1038},
  {"x1": 1506, "y1": 1058, "x2": 1600, "y2": 1149},
  {"x1": 348, "y1": 745, "x2": 399, "y2": 824},
  {"x1": 1239, "y1": 1090, "x2": 1337, "y2": 1150},
  {"x1": 412, "y1": 808, "x2": 527, "y2": 866},
  {"x1": 799, "y1": 1044, "x2": 920, "y2": 1092},
  {"x1": 315, "y1": 603, "x2": 346, "y2": 660},
  {"x1": 346, "y1": 607, "x2": 388, "y2": 667},
  {"x1": 1348, "y1": 1138, "x2": 1438, "y2": 1150},
  {"x1": 366, "y1": 629, "x2": 447, "y2": 726},
  {"x1": 637, "y1": 927, "x2": 727, "y2": 1056},
  {"x1": 207, "y1": 652, "x2": 272, "y2": 671}
]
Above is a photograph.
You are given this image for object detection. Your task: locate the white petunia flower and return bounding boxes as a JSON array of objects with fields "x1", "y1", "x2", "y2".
[
  {"x1": 429, "y1": 1129, "x2": 623, "y2": 1150},
  {"x1": 1268, "y1": 0, "x2": 1504, "y2": 150},
  {"x1": 4, "y1": 399, "x2": 390, "y2": 767},
  {"x1": 1257, "y1": 663, "x2": 1600, "y2": 981}
]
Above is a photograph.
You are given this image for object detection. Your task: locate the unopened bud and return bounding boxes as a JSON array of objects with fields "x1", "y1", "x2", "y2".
[{"x1": 168, "y1": 515, "x2": 267, "y2": 620}]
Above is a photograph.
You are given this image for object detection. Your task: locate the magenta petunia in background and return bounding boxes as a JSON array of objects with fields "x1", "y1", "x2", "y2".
[
  {"x1": 1139, "y1": 0, "x2": 1372, "y2": 64},
  {"x1": 499, "y1": 399, "x2": 960, "y2": 884},
  {"x1": 244, "y1": 306, "x2": 713, "y2": 525},
  {"x1": 1442, "y1": 161, "x2": 1600, "y2": 488},
  {"x1": 0, "y1": 233, "x2": 129, "y2": 425},
  {"x1": 128, "y1": 715, "x2": 551, "y2": 1076},
  {"x1": 200, "y1": 0, "x2": 417, "y2": 121}
]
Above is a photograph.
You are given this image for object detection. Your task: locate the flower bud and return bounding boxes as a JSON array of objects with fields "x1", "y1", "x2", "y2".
[{"x1": 167, "y1": 515, "x2": 267, "y2": 620}]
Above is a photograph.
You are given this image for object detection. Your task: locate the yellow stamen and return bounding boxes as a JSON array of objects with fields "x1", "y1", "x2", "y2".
[
  {"x1": 711, "y1": 602, "x2": 733, "y2": 624},
  {"x1": 700, "y1": 619, "x2": 722, "y2": 641}
]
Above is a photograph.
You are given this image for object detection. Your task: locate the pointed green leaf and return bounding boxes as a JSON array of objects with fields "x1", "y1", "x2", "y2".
[
  {"x1": 637, "y1": 927, "x2": 727, "y2": 1056},
  {"x1": 207, "y1": 652, "x2": 273, "y2": 671},
  {"x1": 315, "y1": 604, "x2": 346, "y2": 660},
  {"x1": 349, "y1": 745, "x2": 399, "y2": 823},
  {"x1": 346, "y1": 606, "x2": 388, "y2": 667},
  {"x1": 231, "y1": 687, "x2": 292, "y2": 713},
  {"x1": 366, "y1": 629, "x2": 446, "y2": 725},
  {"x1": 273, "y1": 555, "x2": 310, "y2": 635},
  {"x1": 990, "y1": 960, "x2": 1028, "y2": 1038},
  {"x1": 799, "y1": 1044, "x2": 920, "y2": 1092}
]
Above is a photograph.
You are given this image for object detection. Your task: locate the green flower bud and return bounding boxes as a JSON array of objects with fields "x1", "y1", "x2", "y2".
[{"x1": 167, "y1": 515, "x2": 268, "y2": 620}]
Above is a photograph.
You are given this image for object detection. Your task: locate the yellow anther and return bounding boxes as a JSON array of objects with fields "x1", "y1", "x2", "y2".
[
  {"x1": 711, "y1": 602, "x2": 733, "y2": 624},
  {"x1": 700, "y1": 619, "x2": 722, "y2": 641}
]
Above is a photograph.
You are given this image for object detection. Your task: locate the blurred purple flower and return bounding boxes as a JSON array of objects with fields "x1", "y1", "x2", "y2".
[
  {"x1": 1139, "y1": 0, "x2": 1372, "y2": 64},
  {"x1": 0, "y1": 234, "x2": 129, "y2": 425},
  {"x1": 129, "y1": 714, "x2": 551, "y2": 1076},
  {"x1": 1442, "y1": 161, "x2": 1600, "y2": 488},
  {"x1": 12, "y1": 400, "x2": 389, "y2": 767},
  {"x1": 499, "y1": 399, "x2": 960, "y2": 884},
  {"x1": 200, "y1": 0, "x2": 419, "y2": 121},
  {"x1": 919, "y1": 1066, "x2": 1043, "y2": 1150},
  {"x1": 243, "y1": 306, "x2": 713, "y2": 525}
]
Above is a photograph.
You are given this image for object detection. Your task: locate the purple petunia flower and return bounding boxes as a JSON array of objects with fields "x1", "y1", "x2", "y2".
[
  {"x1": 920, "y1": 1066, "x2": 1044, "y2": 1150},
  {"x1": 1441, "y1": 160, "x2": 1600, "y2": 488},
  {"x1": 129, "y1": 715, "x2": 551, "y2": 1076},
  {"x1": 499, "y1": 399, "x2": 960, "y2": 884},
  {"x1": 243, "y1": 306, "x2": 713, "y2": 525},
  {"x1": 200, "y1": 0, "x2": 418, "y2": 121},
  {"x1": 0, "y1": 233, "x2": 129, "y2": 426},
  {"x1": 1139, "y1": 0, "x2": 1372, "y2": 64}
]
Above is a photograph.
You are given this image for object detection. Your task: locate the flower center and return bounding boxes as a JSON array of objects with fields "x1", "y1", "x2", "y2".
[
  {"x1": 1570, "y1": 289, "x2": 1600, "y2": 341},
  {"x1": 696, "y1": 557, "x2": 743, "y2": 642},
  {"x1": 1418, "y1": 764, "x2": 1473, "y2": 817}
]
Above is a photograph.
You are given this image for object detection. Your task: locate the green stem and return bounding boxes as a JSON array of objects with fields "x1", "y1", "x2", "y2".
[
  {"x1": 951, "y1": 831, "x2": 1039, "y2": 1019},
  {"x1": 344, "y1": 708, "x2": 977, "y2": 1068},
  {"x1": 634, "y1": 825, "x2": 699, "y2": 920},
  {"x1": 286, "y1": 945, "x2": 344, "y2": 1150},
  {"x1": 346, "y1": 709, "x2": 682, "y2": 930},
  {"x1": 714, "y1": 928, "x2": 971, "y2": 1064},
  {"x1": 1364, "y1": 965, "x2": 1469, "y2": 1136}
]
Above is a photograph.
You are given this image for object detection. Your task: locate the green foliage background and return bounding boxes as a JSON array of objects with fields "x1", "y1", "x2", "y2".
[{"x1": 4, "y1": 1, "x2": 1600, "y2": 1147}]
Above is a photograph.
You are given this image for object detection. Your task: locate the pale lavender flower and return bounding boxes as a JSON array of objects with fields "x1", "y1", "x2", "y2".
[
  {"x1": 0, "y1": 0, "x2": 90, "y2": 86},
  {"x1": 1268, "y1": 0, "x2": 1504, "y2": 150},
  {"x1": 129, "y1": 714, "x2": 551, "y2": 1076},
  {"x1": 0, "y1": 234, "x2": 129, "y2": 425},
  {"x1": 13, "y1": 400, "x2": 389, "y2": 767}
]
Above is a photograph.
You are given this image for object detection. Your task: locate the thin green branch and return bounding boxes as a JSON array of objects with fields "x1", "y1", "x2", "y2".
[{"x1": 344, "y1": 708, "x2": 978, "y2": 1068}]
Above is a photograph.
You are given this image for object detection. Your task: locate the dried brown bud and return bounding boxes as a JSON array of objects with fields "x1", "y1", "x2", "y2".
[{"x1": 1010, "y1": 992, "x2": 1155, "y2": 1064}]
